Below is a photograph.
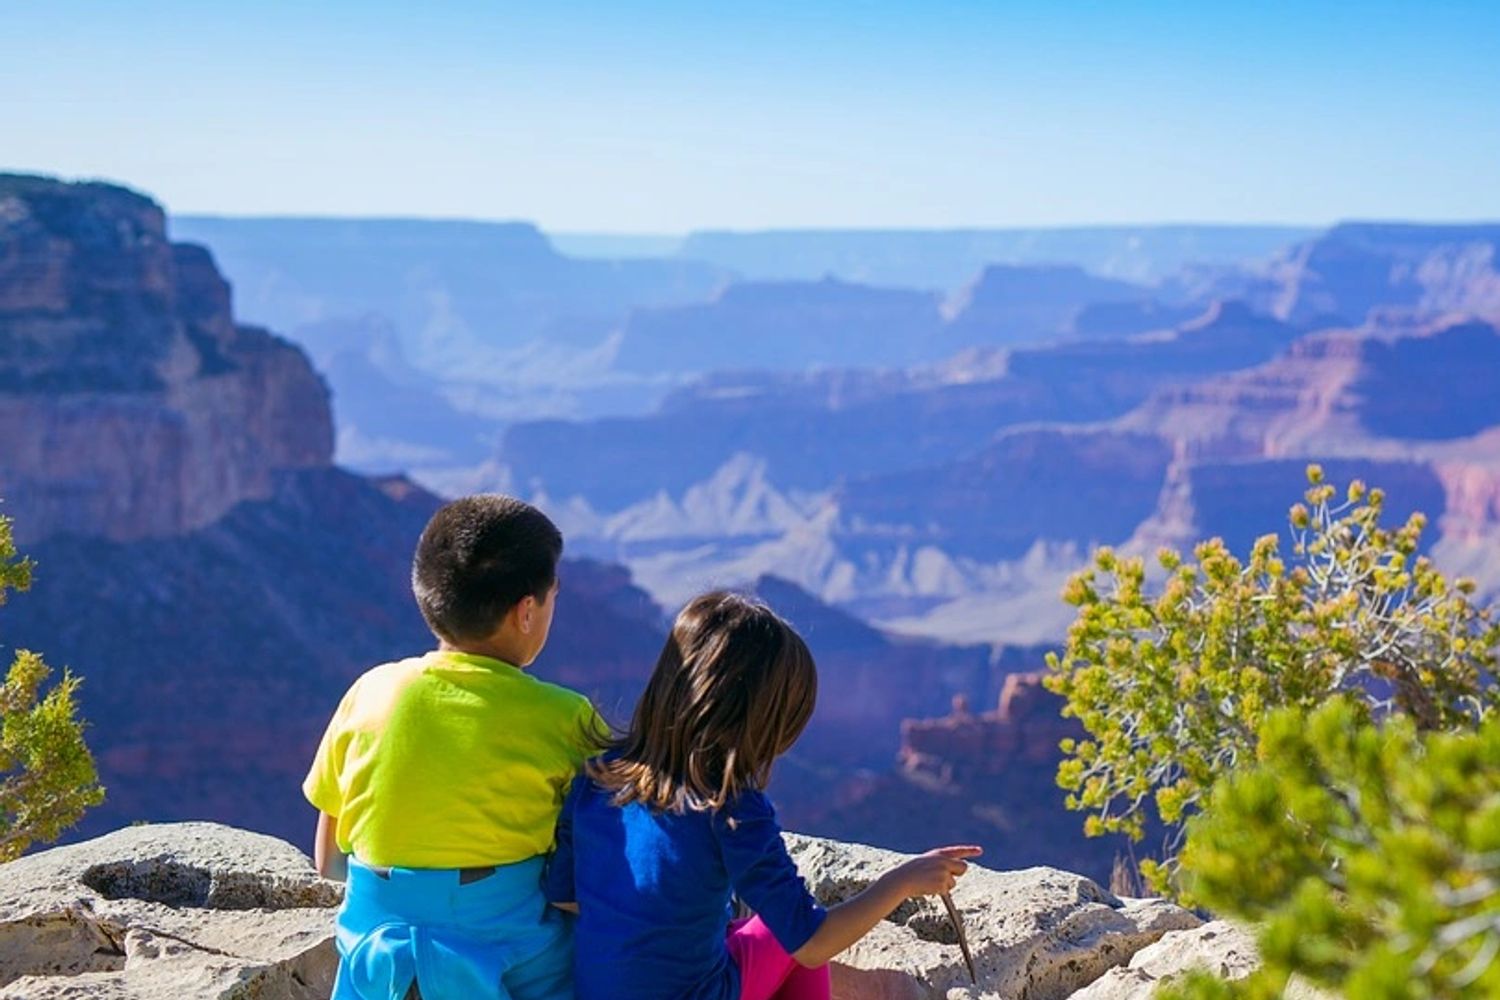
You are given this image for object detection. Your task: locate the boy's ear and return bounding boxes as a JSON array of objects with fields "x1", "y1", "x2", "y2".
[{"x1": 516, "y1": 594, "x2": 537, "y2": 634}]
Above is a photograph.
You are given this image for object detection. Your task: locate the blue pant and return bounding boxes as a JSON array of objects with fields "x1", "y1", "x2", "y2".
[{"x1": 332, "y1": 856, "x2": 573, "y2": 1000}]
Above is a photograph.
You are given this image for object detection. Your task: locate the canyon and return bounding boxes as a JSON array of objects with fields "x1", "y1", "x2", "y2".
[
  {"x1": 9, "y1": 172, "x2": 1500, "y2": 889},
  {"x1": 0, "y1": 176, "x2": 1072, "y2": 877}
]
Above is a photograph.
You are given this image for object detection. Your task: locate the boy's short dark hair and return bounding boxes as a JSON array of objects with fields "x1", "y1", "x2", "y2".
[{"x1": 412, "y1": 495, "x2": 563, "y2": 643}]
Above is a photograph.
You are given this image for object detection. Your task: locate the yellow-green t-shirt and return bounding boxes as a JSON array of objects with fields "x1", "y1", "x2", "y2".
[{"x1": 302, "y1": 650, "x2": 601, "y2": 869}]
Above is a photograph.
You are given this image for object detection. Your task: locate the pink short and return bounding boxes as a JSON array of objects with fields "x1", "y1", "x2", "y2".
[{"x1": 725, "y1": 916, "x2": 831, "y2": 1000}]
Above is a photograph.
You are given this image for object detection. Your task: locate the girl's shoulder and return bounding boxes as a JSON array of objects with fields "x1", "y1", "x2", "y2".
[
  {"x1": 711, "y1": 786, "x2": 780, "y2": 833},
  {"x1": 566, "y1": 758, "x2": 642, "y2": 813},
  {"x1": 561, "y1": 766, "x2": 607, "y2": 810}
]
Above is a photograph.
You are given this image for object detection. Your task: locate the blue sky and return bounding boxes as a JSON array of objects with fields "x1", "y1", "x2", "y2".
[{"x1": 3, "y1": 1, "x2": 1498, "y2": 231}]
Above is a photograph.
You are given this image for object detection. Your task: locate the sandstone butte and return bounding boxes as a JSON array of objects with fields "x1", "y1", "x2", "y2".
[
  {"x1": 0, "y1": 174, "x2": 333, "y2": 547},
  {"x1": 0, "y1": 822, "x2": 1285, "y2": 1000}
]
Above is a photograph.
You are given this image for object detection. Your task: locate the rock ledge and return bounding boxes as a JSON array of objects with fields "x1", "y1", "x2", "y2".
[
  {"x1": 3, "y1": 824, "x2": 1245, "y2": 999},
  {"x1": 0, "y1": 823, "x2": 340, "y2": 999}
]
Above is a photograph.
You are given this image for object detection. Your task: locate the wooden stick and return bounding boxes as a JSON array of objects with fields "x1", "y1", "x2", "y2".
[{"x1": 941, "y1": 891, "x2": 977, "y2": 985}]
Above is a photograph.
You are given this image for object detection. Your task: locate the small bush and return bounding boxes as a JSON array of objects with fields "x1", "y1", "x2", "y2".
[
  {"x1": 0, "y1": 512, "x2": 104, "y2": 860},
  {"x1": 1161, "y1": 698, "x2": 1500, "y2": 999},
  {"x1": 1045, "y1": 466, "x2": 1498, "y2": 890}
]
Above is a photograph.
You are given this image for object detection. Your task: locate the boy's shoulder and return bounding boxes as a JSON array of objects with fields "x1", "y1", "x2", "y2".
[
  {"x1": 524, "y1": 674, "x2": 596, "y2": 724},
  {"x1": 324, "y1": 655, "x2": 432, "y2": 726},
  {"x1": 526, "y1": 671, "x2": 590, "y2": 704},
  {"x1": 347, "y1": 654, "x2": 431, "y2": 698},
  {"x1": 339, "y1": 652, "x2": 595, "y2": 730}
]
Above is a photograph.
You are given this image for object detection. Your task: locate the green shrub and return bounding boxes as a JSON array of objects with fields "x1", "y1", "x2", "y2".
[
  {"x1": 0, "y1": 512, "x2": 104, "y2": 861},
  {"x1": 1161, "y1": 698, "x2": 1500, "y2": 999},
  {"x1": 1045, "y1": 466, "x2": 1498, "y2": 889}
]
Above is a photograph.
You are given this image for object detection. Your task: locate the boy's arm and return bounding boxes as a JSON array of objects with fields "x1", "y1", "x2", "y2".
[
  {"x1": 314, "y1": 811, "x2": 348, "y2": 881},
  {"x1": 543, "y1": 774, "x2": 583, "y2": 910},
  {"x1": 544, "y1": 700, "x2": 600, "y2": 914},
  {"x1": 304, "y1": 679, "x2": 360, "y2": 882}
]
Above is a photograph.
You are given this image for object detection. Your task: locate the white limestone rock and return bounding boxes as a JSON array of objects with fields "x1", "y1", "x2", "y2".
[
  {"x1": 784, "y1": 834, "x2": 1202, "y2": 1000},
  {"x1": 0, "y1": 822, "x2": 341, "y2": 999},
  {"x1": 1065, "y1": 920, "x2": 1259, "y2": 999}
]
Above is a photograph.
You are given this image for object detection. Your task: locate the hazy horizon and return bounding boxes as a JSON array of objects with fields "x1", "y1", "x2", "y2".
[
  {"x1": 172, "y1": 213, "x2": 1333, "y2": 236},
  {"x1": 162, "y1": 211, "x2": 1496, "y2": 239}
]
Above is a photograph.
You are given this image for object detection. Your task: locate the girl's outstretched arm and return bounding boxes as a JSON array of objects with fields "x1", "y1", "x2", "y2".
[{"x1": 791, "y1": 846, "x2": 981, "y2": 968}]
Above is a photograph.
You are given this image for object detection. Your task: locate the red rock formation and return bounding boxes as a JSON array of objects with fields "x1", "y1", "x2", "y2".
[
  {"x1": 1436, "y1": 455, "x2": 1500, "y2": 539},
  {"x1": 1122, "y1": 319, "x2": 1500, "y2": 465},
  {"x1": 795, "y1": 671, "x2": 1136, "y2": 882},
  {"x1": 900, "y1": 672, "x2": 1078, "y2": 780},
  {"x1": 1112, "y1": 317, "x2": 1500, "y2": 562}
]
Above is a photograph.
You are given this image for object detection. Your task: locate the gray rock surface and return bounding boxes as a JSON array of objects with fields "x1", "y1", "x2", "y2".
[
  {"x1": 1064, "y1": 920, "x2": 1258, "y2": 999},
  {"x1": 0, "y1": 823, "x2": 340, "y2": 999},
  {"x1": 3, "y1": 824, "x2": 1244, "y2": 1000},
  {"x1": 784, "y1": 834, "x2": 1202, "y2": 1000}
]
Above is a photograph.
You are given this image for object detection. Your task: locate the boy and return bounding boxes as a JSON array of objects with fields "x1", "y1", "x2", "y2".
[{"x1": 303, "y1": 495, "x2": 600, "y2": 1000}]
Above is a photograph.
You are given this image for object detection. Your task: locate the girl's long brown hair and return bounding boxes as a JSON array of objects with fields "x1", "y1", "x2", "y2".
[{"x1": 588, "y1": 590, "x2": 818, "y2": 813}]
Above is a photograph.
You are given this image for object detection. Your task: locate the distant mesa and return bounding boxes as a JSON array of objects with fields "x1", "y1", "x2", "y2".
[
  {"x1": 677, "y1": 225, "x2": 1318, "y2": 289},
  {"x1": 610, "y1": 263, "x2": 1179, "y2": 378},
  {"x1": 943, "y1": 263, "x2": 1153, "y2": 347},
  {"x1": 611, "y1": 276, "x2": 943, "y2": 374},
  {"x1": 168, "y1": 213, "x2": 730, "y2": 360},
  {"x1": 1071, "y1": 297, "x2": 1201, "y2": 338}
]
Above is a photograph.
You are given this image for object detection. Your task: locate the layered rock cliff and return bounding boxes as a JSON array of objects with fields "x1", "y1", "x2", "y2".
[{"x1": 0, "y1": 174, "x2": 332, "y2": 544}]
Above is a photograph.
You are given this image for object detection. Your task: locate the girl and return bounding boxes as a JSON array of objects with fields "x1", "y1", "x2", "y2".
[{"x1": 543, "y1": 590, "x2": 980, "y2": 1000}]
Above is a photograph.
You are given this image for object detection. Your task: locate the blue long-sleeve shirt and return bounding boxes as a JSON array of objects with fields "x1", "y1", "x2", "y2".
[{"x1": 543, "y1": 773, "x2": 827, "y2": 1000}]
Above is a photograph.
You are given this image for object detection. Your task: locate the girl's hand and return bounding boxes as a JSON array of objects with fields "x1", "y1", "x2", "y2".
[
  {"x1": 893, "y1": 845, "x2": 983, "y2": 897},
  {"x1": 794, "y1": 845, "x2": 985, "y2": 967}
]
